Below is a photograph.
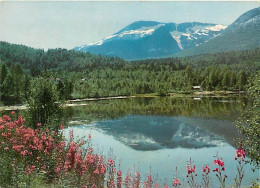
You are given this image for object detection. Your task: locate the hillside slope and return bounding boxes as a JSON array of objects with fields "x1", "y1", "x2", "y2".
[{"x1": 175, "y1": 7, "x2": 260, "y2": 57}]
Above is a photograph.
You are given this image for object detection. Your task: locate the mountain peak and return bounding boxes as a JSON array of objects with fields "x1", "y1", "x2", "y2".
[{"x1": 116, "y1": 21, "x2": 162, "y2": 34}]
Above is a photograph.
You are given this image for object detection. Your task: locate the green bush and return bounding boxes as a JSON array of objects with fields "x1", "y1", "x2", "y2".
[{"x1": 237, "y1": 71, "x2": 260, "y2": 168}]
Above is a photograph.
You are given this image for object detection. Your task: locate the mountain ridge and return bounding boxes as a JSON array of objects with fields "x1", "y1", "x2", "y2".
[
  {"x1": 74, "y1": 21, "x2": 226, "y2": 60},
  {"x1": 175, "y1": 7, "x2": 260, "y2": 57}
]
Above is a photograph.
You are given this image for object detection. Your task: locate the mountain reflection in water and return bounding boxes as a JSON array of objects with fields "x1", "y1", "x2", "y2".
[
  {"x1": 90, "y1": 115, "x2": 224, "y2": 151},
  {"x1": 66, "y1": 96, "x2": 246, "y2": 147},
  {"x1": 64, "y1": 97, "x2": 258, "y2": 186}
]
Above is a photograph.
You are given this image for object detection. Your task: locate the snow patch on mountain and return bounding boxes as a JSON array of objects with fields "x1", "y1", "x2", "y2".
[
  {"x1": 182, "y1": 33, "x2": 192, "y2": 40},
  {"x1": 205, "y1": 24, "x2": 228, "y2": 31},
  {"x1": 118, "y1": 24, "x2": 165, "y2": 38},
  {"x1": 119, "y1": 28, "x2": 154, "y2": 37},
  {"x1": 195, "y1": 31, "x2": 208, "y2": 36},
  {"x1": 78, "y1": 45, "x2": 85, "y2": 50},
  {"x1": 172, "y1": 36, "x2": 183, "y2": 50},
  {"x1": 168, "y1": 24, "x2": 226, "y2": 50},
  {"x1": 170, "y1": 31, "x2": 183, "y2": 50}
]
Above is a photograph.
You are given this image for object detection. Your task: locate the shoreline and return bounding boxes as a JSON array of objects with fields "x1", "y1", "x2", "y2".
[
  {"x1": 0, "y1": 91, "x2": 245, "y2": 112},
  {"x1": 0, "y1": 96, "x2": 133, "y2": 111}
]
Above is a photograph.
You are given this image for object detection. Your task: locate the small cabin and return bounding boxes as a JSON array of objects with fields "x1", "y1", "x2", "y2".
[{"x1": 192, "y1": 86, "x2": 203, "y2": 92}]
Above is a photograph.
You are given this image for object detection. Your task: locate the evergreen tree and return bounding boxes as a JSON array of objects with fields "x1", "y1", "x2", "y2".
[
  {"x1": 64, "y1": 80, "x2": 73, "y2": 100},
  {"x1": 222, "y1": 71, "x2": 230, "y2": 90},
  {"x1": 23, "y1": 75, "x2": 30, "y2": 100},
  {"x1": 0, "y1": 63, "x2": 8, "y2": 85},
  {"x1": 237, "y1": 70, "x2": 247, "y2": 91},
  {"x1": 1, "y1": 74, "x2": 15, "y2": 104},
  {"x1": 57, "y1": 80, "x2": 65, "y2": 100},
  {"x1": 10, "y1": 64, "x2": 24, "y2": 100},
  {"x1": 26, "y1": 77, "x2": 63, "y2": 129}
]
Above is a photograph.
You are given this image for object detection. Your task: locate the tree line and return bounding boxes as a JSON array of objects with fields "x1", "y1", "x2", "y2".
[{"x1": 0, "y1": 41, "x2": 259, "y2": 104}]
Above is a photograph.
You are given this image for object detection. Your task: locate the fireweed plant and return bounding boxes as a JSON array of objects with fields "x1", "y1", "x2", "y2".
[
  {"x1": 121, "y1": 168, "x2": 141, "y2": 188},
  {"x1": 234, "y1": 146, "x2": 246, "y2": 188},
  {"x1": 213, "y1": 154, "x2": 227, "y2": 188},
  {"x1": 143, "y1": 167, "x2": 154, "y2": 188},
  {"x1": 186, "y1": 158, "x2": 199, "y2": 188},
  {"x1": 172, "y1": 167, "x2": 181, "y2": 188},
  {"x1": 0, "y1": 112, "x2": 254, "y2": 187},
  {"x1": 0, "y1": 112, "x2": 107, "y2": 187},
  {"x1": 201, "y1": 164, "x2": 210, "y2": 188}
]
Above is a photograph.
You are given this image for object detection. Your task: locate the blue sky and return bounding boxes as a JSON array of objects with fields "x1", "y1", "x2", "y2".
[{"x1": 0, "y1": 1, "x2": 259, "y2": 50}]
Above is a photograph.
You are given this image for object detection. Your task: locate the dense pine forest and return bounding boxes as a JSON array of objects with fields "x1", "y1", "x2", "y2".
[{"x1": 0, "y1": 41, "x2": 260, "y2": 105}]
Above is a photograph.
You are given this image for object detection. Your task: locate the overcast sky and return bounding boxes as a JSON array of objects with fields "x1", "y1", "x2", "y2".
[{"x1": 0, "y1": 1, "x2": 259, "y2": 50}]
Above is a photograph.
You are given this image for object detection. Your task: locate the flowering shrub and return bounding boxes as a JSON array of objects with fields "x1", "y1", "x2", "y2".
[
  {"x1": 0, "y1": 112, "x2": 254, "y2": 188},
  {"x1": 0, "y1": 112, "x2": 106, "y2": 187}
]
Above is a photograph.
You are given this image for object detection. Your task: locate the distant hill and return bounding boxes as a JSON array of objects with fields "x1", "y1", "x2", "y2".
[
  {"x1": 74, "y1": 21, "x2": 226, "y2": 60},
  {"x1": 0, "y1": 41, "x2": 125, "y2": 72},
  {"x1": 175, "y1": 7, "x2": 260, "y2": 57},
  {"x1": 1, "y1": 41, "x2": 259, "y2": 72}
]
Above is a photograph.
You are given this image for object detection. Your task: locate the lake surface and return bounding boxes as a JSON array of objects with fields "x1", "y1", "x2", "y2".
[{"x1": 63, "y1": 96, "x2": 259, "y2": 186}]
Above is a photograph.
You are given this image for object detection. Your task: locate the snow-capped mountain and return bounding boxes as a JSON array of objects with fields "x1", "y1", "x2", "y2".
[
  {"x1": 175, "y1": 7, "x2": 260, "y2": 57},
  {"x1": 74, "y1": 21, "x2": 227, "y2": 60}
]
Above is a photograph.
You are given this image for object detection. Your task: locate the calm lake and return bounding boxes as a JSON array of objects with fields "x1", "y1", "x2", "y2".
[{"x1": 63, "y1": 96, "x2": 259, "y2": 186}]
